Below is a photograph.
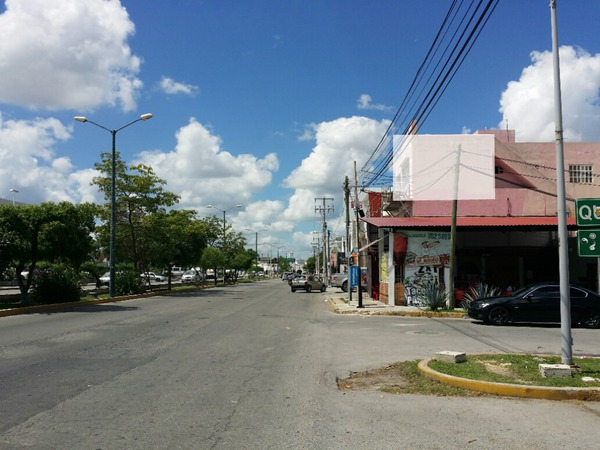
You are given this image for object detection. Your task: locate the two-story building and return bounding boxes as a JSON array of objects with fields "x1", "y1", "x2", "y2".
[{"x1": 359, "y1": 129, "x2": 600, "y2": 306}]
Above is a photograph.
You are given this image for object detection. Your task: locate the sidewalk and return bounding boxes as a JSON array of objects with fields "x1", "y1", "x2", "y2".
[{"x1": 326, "y1": 291, "x2": 466, "y2": 318}]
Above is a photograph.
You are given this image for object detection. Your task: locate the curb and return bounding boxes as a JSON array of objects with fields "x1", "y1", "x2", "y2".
[
  {"x1": 418, "y1": 357, "x2": 600, "y2": 401},
  {"x1": 0, "y1": 285, "x2": 209, "y2": 318},
  {"x1": 327, "y1": 297, "x2": 466, "y2": 318}
]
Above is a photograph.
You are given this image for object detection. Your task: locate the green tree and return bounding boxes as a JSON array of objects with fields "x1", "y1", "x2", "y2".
[
  {"x1": 92, "y1": 152, "x2": 180, "y2": 272},
  {"x1": 0, "y1": 202, "x2": 97, "y2": 306},
  {"x1": 304, "y1": 256, "x2": 316, "y2": 274},
  {"x1": 145, "y1": 210, "x2": 209, "y2": 288},
  {"x1": 200, "y1": 247, "x2": 226, "y2": 286}
]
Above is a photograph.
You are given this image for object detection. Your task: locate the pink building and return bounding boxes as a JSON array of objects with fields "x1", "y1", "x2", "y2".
[{"x1": 362, "y1": 130, "x2": 600, "y2": 306}]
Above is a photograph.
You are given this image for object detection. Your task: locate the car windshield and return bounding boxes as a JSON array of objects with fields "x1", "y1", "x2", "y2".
[{"x1": 183, "y1": 270, "x2": 196, "y2": 275}]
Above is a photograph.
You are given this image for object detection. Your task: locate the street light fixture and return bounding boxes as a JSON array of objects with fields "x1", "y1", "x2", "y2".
[
  {"x1": 206, "y1": 204, "x2": 243, "y2": 246},
  {"x1": 74, "y1": 113, "x2": 153, "y2": 297},
  {"x1": 9, "y1": 188, "x2": 18, "y2": 206}
]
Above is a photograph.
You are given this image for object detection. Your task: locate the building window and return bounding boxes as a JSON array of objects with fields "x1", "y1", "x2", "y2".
[
  {"x1": 569, "y1": 165, "x2": 593, "y2": 184},
  {"x1": 495, "y1": 165, "x2": 504, "y2": 174}
]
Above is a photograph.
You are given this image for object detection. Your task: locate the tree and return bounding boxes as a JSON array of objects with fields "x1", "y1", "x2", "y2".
[
  {"x1": 230, "y1": 249, "x2": 255, "y2": 280},
  {"x1": 200, "y1": 247, "x2": 226, "y2": 286},
  {"x1": 305, "y1": 256, "x2": 316, "y2": 274},
  {"x1": 92, "y1": 152, "x2": 180, "y2": 272},
  {"x1": 145, "y1": 210, "x2": 209, "y2": 288},
  {"x1": 0, "y1": 202, "x2": 97, "y2": 306}
]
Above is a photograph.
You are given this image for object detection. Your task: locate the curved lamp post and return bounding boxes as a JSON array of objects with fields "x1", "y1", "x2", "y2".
[
  {"x1": 9, "y1": 188, "x2": 18, "y2": 206},
  {"x1": 206, "y1": 204, "x2": 243, "y2": 247},
  {"x1": 74, "y1": 113, "x2": 153, "y2": 297}
]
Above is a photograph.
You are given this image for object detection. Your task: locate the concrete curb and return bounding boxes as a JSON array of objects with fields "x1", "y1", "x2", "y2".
[
  {"x1": 418, "y1": 357, "x2": 600, "y2": 401},
  {"x1": 327, "y1": 296, "x2": 466, "y2": 319},
  {"x1": 0, "y1": 285, "x2": 210, "y2": 318}
]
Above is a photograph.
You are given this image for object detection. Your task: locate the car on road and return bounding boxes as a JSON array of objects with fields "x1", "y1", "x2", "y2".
[
  {"x1": 331, "y1": 273, "x2": 348, "y2": 291},
  {"x1": 99, "y1": 271, "x2": 111, "y2": 285},
  {"x1": 467, "y1": 282, "x2": 600, "y2": 328},
  {"x1": 140, "y1": 272, "x2": 166, "y2": 282},
  {"x1": 181, "y1": 270, "x2": 202, "y2": 284},
  {"x1": 290, "y1": 275, "x2": 327, "y2": 293}
]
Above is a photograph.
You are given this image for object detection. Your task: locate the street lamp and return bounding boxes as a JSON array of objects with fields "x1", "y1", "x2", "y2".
[
  {"x1": 74, "y1": 113, "x2": 153, "y2": 297},
  {"x1": 206, "y1": 204, "x2": 243, "y2": 246},
  {"x1": 245, "y1": 228, "x2": 268, "y2": 273},
  {"x1": 9, "y1": 188, "x2": 18, "y2": 206}
]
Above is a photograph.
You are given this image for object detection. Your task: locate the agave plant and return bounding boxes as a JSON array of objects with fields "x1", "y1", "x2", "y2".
[
  {"x1": 416, "y1": 280, "x2": 448, "y2": 311},
  {"x1": 461, "y1": 281, "x2": 501, "y2": 309}
]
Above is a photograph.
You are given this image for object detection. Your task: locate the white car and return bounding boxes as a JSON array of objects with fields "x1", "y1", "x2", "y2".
[
  {"x1": 140, "y1": 272, "x2": 166, "y2": 282},
  {"x1": 99, "y1": 272, "x2": 111, "y2": 285},
  {"x1": 181, "y1": 270, "x2": 201, "y2": 284}
]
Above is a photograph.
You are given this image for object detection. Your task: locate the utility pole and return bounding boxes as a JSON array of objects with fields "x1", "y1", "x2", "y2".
[
  {"x1": 312, "y1": 233, "x2": 321, "y2": 276},
  {"x1": 448, "y1": 145, "x2": 461, "y2": 310},
  {"x1": 315, "y1": 197, "x2": 334, "y2": 282},
  {"x1": 344, "y1": 176, "x2": 352, "y2": 304},
  {"x1": 354, "y1": 161, "x2": 363, "y2": 308}
]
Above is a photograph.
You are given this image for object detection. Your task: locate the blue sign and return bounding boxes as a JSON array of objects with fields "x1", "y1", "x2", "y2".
[{"x1": 350, "y1": 265, "x2": 359, "y2": 288}]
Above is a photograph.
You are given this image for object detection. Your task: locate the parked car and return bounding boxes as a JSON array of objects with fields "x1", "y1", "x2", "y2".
[
  {"x1": 181, "y1": 270, "x2": 201, "y2": 284},
  {"x1": 331, "y1": 271, "x2": 367, "y2": 292},
  {"x1": 331, "y1": 273, "x2": 348, "y2": 291},
  {"x1": 467, "y1": 282, "x2": 600, "y2": 328},
  {"x1": 290, "y1": 275, "x2": 327, "y2": 293},
  {"x1": 171, "y1": 266, "x2": 185, "y2": 278},
  {"x1": 205, "y1": 269, "x2": 215, "y2": 280},
  {"x1": 140, "y1": 272, "x2": 166, "y2": 282},
  {"x1": 99, "y1": 271, "x2": 111, "y2": 286}
]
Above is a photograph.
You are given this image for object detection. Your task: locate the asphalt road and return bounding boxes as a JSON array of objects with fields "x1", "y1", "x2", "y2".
[{"x1": 1, "y1": 280, "x2": 599, "y2": 449}]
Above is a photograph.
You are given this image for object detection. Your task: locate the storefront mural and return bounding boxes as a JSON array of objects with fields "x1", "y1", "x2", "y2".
[{"x1": 404, "y1": 231, "x2": 451, "y2": 306}]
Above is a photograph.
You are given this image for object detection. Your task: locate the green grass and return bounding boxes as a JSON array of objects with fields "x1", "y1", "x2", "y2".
[{"x1": 428, "y1": 354, "x2": 600, "y2": 388}]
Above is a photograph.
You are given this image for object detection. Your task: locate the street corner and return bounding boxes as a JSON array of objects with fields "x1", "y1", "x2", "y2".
[{"x1": 418, "y1": 357, "x2": 600, "y2": 401}]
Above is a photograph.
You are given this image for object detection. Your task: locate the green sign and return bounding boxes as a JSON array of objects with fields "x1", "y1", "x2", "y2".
[
  {"x1": 578, "y1": 229, "x2": 600, "y2": 257},
  {"x1": 576, "y1": 198, "x2": 600, "y2": 226}
]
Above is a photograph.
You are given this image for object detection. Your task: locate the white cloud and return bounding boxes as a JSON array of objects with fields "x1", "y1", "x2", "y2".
[
  {"x1": 0, "y1": 0, "x2": 142, "y2": 111},
  {"x1": 159, "y1": 77, "x2": 199, "y2": 96},
  {"x1": 357, "y1": 94, "x2": 393, "y2": 112},
  {"x1": 135, "y1": 118, "x2": 279, "y2": 211},
  {"x1": 0, "y1": 114, "x2": 99, "y2": 204},
  {"x1": 283, "y1": 116, "x2": 390, "y2": 222},
  {"x1": 499, "y1": 46, "x2": 600, "y2": 142}
]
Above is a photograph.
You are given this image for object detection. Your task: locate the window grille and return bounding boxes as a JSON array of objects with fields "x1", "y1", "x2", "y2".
[{"x1": 569, "y1": 165, "x2": 592, "y2": 184}]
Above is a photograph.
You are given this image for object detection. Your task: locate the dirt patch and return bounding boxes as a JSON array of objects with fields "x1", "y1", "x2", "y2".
[
  {"x1": 482, "y1": 359, "x2": 531, "y2": 384},
  {"x1": 338, "y1": 364, "x2": 410, "y2": 392}
]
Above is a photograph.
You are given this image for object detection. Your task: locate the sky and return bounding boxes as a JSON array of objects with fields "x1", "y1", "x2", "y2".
[{"x1": 0, "y1": 0, "x2": 599, "y2": 260}]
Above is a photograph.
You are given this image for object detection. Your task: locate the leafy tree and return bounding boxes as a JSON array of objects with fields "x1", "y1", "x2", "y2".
[
  {"x1": 0, "y1": 202, "x2": 97, "y2": 306},
  {"x1": 200, "y1": 247, "x2": 226, "y2": 285},
  {"x1": 144, "y1": 210, "x2": 209, "y2": 288},
  {"x1": 92, "y1": 152, "x2": 180, "y2": 272},
  {"x1": 304, "y1": 256, "x2": 316, "y2": 274},
  {"x1": 230, "y1": 249, "x2": 255, "y2": 280}
]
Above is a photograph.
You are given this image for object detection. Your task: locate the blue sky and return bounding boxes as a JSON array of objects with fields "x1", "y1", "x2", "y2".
[{"x1": 0, "y1": 0, "x2": 599, "y2": 260}]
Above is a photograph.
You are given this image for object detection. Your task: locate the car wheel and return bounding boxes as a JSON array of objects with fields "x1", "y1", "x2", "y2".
[
  {"x1": 291, "y1": 288, "x2": 295, "y2": 293},
  {"x1": 581, "y1": 311, "x2": 600, "y2": 329},
  {"x1": 341, "y1": 281, "x2": 348, "y2": 292},
  {"x1": 306, "y1": 285, "x2": 312, "y2": 293},
  {"x1": 487, "y1": 306, "x2": 510, "y2": 326},
  {"x1": 320, "y1": 285, "x2": 326, "y2": 292}
]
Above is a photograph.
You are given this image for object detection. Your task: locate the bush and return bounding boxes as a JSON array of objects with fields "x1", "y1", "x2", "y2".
[
  {"x1": 461, "y1": 282, "x2": 501, "y2": 309},
  {"x1": 416, "y1": 280, "x2": 448, "y2": 311},
  {"x1": 114, "y1": 264, "x2": 144, "y2": 296},
  {"x1": 30, "y1": 263, "x2": 82, "y2": 304}
]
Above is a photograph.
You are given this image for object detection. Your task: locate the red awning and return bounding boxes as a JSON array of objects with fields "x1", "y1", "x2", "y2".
[{"x1": 362, "y1": 216, "x2": 577, "y2": 228}]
